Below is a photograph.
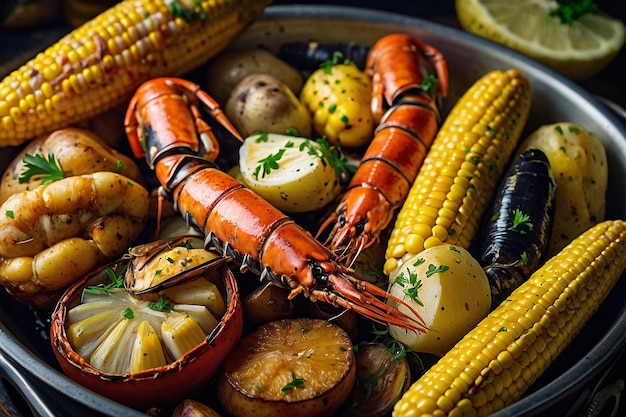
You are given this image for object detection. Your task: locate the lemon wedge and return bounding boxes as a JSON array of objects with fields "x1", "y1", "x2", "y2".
[
  {"x1": 238, "y1": 133, "x2": 342, "y2": 213},
  {"x1": 455, "y1": 0, "x2": 625, "y2": 80}
]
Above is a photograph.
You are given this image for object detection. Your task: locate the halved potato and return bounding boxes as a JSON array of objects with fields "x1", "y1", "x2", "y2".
[
  {"x1": 238, "y1": 133, "x2": 341, "y2": 212},
  {"x1": 217, "y1": 317, "x2": 356, "y2": 417},
  {"x1": 386, "y1": 244, "x2": 491, "y2": 356}
]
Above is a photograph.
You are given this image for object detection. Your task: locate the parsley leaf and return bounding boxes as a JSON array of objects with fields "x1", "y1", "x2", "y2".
[
  {"x1": 281, "y1": 371, "x2": 305, "y2": 392},
  {"x1": 19, "y1": 152, "x2": 65, "y2": 185},
  {"x1": 148, "y1": 296, "x2": 174, "y2": 312},
  {"x1": 550, "y1": 0, "x2": 597, "y2": 25},
  {"x1": 507, "y1": 208, "x2": 533, "y2": 235},
  {"x1": 84, "y1": 267, "x2": 124, "y2": 295},
  {"x1": 393, "y1": 268, "x2": 424, "y2": 306}
]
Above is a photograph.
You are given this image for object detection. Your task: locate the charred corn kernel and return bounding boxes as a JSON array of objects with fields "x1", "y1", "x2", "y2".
[
  {"x1": 0, "y1": 0, "x2": 272, "y2": 147},
  {"x1": 392, "y1": 219, "x2": 626, "y2": 417},
  {"x1": 130, "y1": 320, "x2": 167, "y2": 373},
  {"x1": 161, "y1": 311, "x2": 207, "y2": 360},
  {"x1": 384, "y1": 69, "x2": 531, "y2": 276}
]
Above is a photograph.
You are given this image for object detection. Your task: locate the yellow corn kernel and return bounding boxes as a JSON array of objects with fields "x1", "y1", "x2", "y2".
[
  {"x1": 384, "y1": 69, "x2": 531, "y2": 276},
  {"x1": 130, "y1": 320, "x2": 167, "y2": 373},
  {"x1": 0, "y1": 0, "x2": 272, "y2": 147},
  {"x1": 392, "y1": 220, "x2": 626, "y2": 417}
]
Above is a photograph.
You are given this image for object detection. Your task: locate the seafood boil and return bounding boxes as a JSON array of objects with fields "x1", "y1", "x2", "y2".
[
  {"x1": 0, "y1": 1, "x2": 623, "y2": 416},
  {"x1": 123, "y1": 76, "x2": 427, "y2": 332}
]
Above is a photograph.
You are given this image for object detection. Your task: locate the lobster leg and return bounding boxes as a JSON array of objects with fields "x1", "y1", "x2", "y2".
[{"x1": 312, "y1": 274, "x2": 428, "y2": 332}]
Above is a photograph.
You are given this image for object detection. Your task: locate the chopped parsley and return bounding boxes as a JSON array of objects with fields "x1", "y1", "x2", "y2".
[
  {"x1": 550, "y1": 0, "x2": 597, "y2": 25},
  {"x1": 419, "y1": 74, "x2": 439, "y2": 97},
  {"x1": 393, "y1": 268, "x2": 424, "y2": 306},
  {"x1": 148, "y1": 296, "x2": 174, "y2": 312},
  {"x1": 507, "y1": 208, "x2": 533, "y2": 234},
  {"x1": 425, "y1": 264, "x2": 449, "y2": 278},
  {"x1": 281, "y1": 371, "x2": 305, "y2": 392},
  {"x1": 122, "y1": 308, "x2": 134, "y2": 320},
  {"x1": 19, "y1": 152, "x2": 64, "y2": 185},
  {"x1": 5, "y1": 210, "x2": 14, "y2": 219}
]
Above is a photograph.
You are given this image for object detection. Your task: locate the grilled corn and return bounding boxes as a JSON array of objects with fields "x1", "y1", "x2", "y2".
[
  {"x1": 392, "y1": 219, "x2": 626, "y2": 417},
  {"x1": 383, "y1": 69, "x2": 531, "y2": 276},
  {"x1": 0, "y1": 0, "x2": 272, "y2": 147}
]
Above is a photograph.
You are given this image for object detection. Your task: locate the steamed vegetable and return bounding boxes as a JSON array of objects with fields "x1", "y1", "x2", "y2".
[
  {"x1": 205, "y1": 47, "x2": 305, "y2": 105},
  {"x1": 225, "y1": 74, "x2": 312, "y2": 138},
  {"x1": 300, "y1": 60, "x2": 374, "y2": 147},
  {"x1": 237, "y1": 133, "x2": 348, "y2": 212},
  {"x1": 392, "y1": 219, "x2": 626, "y2": 416},
  {"x1": 387, "y1": 244, "x2": 491, "y2": 356},
  {"x1": 516, "y1": 122, "x2": 608, "y2": 256}
]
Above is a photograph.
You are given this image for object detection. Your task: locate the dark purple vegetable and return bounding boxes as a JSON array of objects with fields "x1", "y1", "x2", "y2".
[
  {"x1": 472, "y1": 148, "x2": 556, "y2": 308},
  {"x1": 278, "y1": 41, "x2": 370, "y2": 70}
]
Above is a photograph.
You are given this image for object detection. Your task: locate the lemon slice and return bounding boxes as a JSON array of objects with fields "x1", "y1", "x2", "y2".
[
  {"x1": 238, "y1": 133, "x2": 341, "y2": 213},
  {"x1": 455, "y1": 0, "x2": 626, "y2": 80}
]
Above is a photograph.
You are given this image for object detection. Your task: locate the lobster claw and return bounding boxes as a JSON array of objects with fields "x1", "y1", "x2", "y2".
[
  {"x1": 124, "y1": 77, "x2": 243, "y2": 168},
  {"x1": 123, "y1": 235, "x2": 230, "y2": 295}
]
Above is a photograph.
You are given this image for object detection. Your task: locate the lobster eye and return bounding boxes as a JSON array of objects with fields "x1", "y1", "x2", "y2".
[{"x1": 310, "y1": 262, "x2": 330, "y2": 288}]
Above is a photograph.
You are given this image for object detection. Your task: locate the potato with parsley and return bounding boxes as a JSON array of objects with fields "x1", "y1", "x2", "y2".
[
  {"x1": 386, "y1": 245, "x2": 491, "y2": 357},
  {"x1": 517, "y1": 122, "x2": 608, "y2": 256},
  {"x1": 237, "y1": 133, "x2": 350, "y2": 213},
  {"x1": 225, "y1": 74, "x2": 312, "y2": 138},
  {"x1": 300, "y1": 59, "x2": 374, "y2": 148}
]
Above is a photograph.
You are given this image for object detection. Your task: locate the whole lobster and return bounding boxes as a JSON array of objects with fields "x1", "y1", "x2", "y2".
[
  {"x1": 124, "y1": 77, "x2": 426, "y2": 331},
  {"x1": 317, "y1": 33, "x2": 449, "y2": 260}
]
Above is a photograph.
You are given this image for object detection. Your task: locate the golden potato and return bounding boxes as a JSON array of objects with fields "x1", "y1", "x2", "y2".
[
  {"x1": 238, "y1": 133, "x2": 341, "y2": 212},
  {"x1": 387, "y1": 245, "x2": 491, "y2": 356},
  {"x1": 226, "y1": 74, "x2": 312, "y2": 138},
  {"x1": 205, "y1": 48, "x2": 304, "y2": 105},
  {"x1": 517, "y1": 122, "x2": 608, "y2": 256}
]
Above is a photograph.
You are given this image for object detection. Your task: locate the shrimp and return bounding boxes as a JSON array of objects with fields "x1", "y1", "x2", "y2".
[{"x1": 0, "y1": 171, "x2": 149, "y2": 307}]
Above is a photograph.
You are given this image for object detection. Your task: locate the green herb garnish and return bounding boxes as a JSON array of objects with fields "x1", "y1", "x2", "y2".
[
  {"x1": 550, "y1": 0, "x2": 597, "y2": 25},
  {"x1": 508, "y1": 208, "x2": 533, "y2": 234},
  {"x1": 19, "y1": 152, "x2": 64, "y2": 184},
  {"x1": 254, "y1": 148, "x2": 286, "y2": 180},
  {"x1": 148, "y1": 296, "x2": 174, "y2": 312},
  {"x1": 425, "y1": 264, "x2": 449, "y2": 278},
  {"x1": 281, "y1": 372, "x2": 305, "y2": 392},
  {"x1": 84, "y1": 267, "x2": 124, "y2": 295},
  {"x1": 393, "y1": 268, "x2": 424, "y2": 306},
  {"x1": 419, "y1": 74, "x2": 438, "y2": 97},
  {"x1": 123, "y1": 308, "x2": 134, "y2": 320}
]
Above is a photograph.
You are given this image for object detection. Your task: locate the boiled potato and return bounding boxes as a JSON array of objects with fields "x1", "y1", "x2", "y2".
[
  {"x1": 238, "y1": 133, "x2": 341, "y2": 212},
  {"x1": 300, "y1": 62, "x2": 374, "y2": 147},
  {"x1": 517, "y1": 122, "x2": 608, "y2": 256},
  {"x1": 205, "y1": 48, "x2": 304, "y2": 105},
  {"x1": 226, "y1": 74, "x2": 312, "y2": 138},
  {"x1": 387, "y1": 245, "x2": 491, "y2": 357}
]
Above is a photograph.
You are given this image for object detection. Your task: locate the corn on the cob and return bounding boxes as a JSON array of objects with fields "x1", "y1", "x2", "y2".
[
  {"x1": 383, "y1": 69, "x2": 531, "y2": 276},
  {"x1": 0, "y1": 0, "x2": 272, "y2": 147},
  {"x1": 392, "y1": 219, "x2": 626, "y2": 417}
]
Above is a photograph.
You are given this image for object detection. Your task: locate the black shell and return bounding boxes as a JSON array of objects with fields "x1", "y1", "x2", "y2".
[
  {"x1": 278, "y1": 41, "x2": 370, "y2": 70},
  {"x1": 472, "y1": 148, "x2": 556, "y2": 308}
]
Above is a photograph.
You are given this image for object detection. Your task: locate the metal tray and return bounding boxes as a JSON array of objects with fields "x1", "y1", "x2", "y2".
[{"x1": 1, "y1": 5, "x2": 625, "y2": 417}]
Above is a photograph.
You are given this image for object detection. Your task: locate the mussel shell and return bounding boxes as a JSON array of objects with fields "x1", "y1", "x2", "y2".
[{"x1": 49, "y1": 258, "x2": 243, "y2": 410}]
